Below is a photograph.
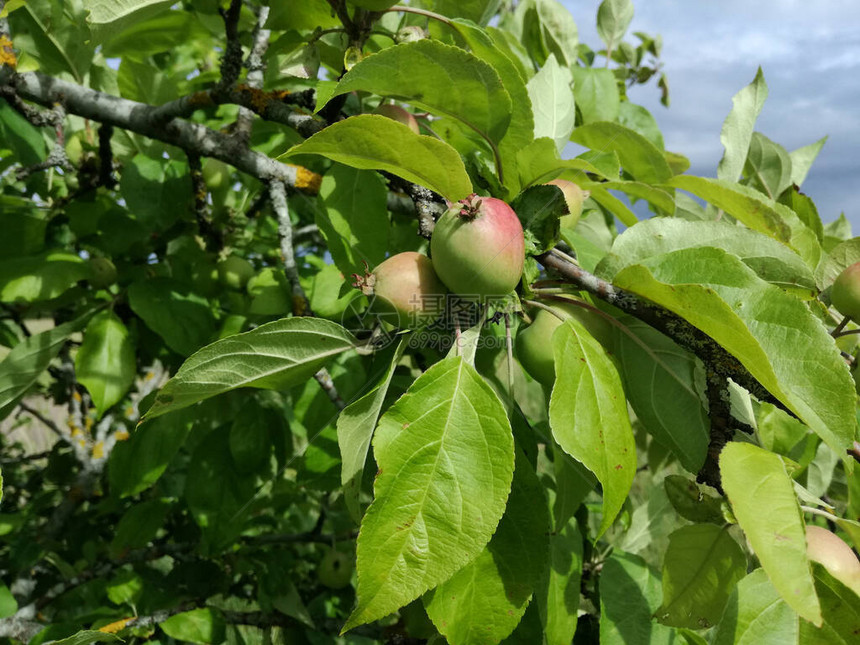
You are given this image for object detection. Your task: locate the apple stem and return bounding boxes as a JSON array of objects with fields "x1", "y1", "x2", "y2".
[{"x1": 831, "y1": 315, "x2": 851, "y2": 337}]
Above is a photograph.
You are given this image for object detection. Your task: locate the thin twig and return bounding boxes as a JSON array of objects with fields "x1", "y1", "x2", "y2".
[
  {"x1": 269, "y1": 180, "x2": 346, "y2": 410},
  {"x1": 236, "y1": 4, "x2": 271, "y2": 143}
]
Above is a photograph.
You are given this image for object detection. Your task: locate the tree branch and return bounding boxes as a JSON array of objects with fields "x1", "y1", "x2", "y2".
[
  {"x1": 0, "y1": 69, "x2": 322, "y2": 194},
  {"x1": 269, "y1": 180, "x2": 346, "y2": 410},
  {"x1": 235, "y1": 4, "x2": 271, "y2": 143},
  {"x1": 537, "y1": 248, "x2": 791, "y2": 415}
]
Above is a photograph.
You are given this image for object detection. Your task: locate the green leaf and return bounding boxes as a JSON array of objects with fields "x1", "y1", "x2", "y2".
[
  {"x1": 789, "y1": 136, "x2": 827, "y2": 188},
  {"x1": 814, "y1": 237, "x2": 860, "y2": 291},
  {"x1": 663, "y1": 476, "x2": 724, "y2": 524},
  {"x1": 161, "y1": 608, "x2": 225, "y2": 645},
  {"x1": 316, "y1": 163, "x2": 389, "y2": 276},
  {"x1": 337, "y1": 338, "x2": 406, "y2": 522},
  {"x1": 0, "y1": 583, "x2": 17, "y2": 619},
  {"x1": 611, "y1": 315, "x2": 709, "y2": 473},
  {"x1": 532, "y1": 0, "x2": 580, "y2": 68},
  {"x1": 109, "y1": 498, "x2": 171, "y2": 557},
  {"x1": 570, "y1": 68, "x2": 620, "y2": 124},
  {"x1": 44, "y1": 631, "x2": 121, "y2": 645},
  {"x1": 0, "y1": 99, "x2": 46, "y2": 165},
  {"x1": 0, "y1": 314, "x2": 90, "y2": 420},
  {"x1": 655, "y1": 524, "x2": 747, "y2": 629},
  {"x1": 75, "y1": 312, "x2": 136, "y2": 417},
  {"x1": 515, "y1": 138, "x2": 614, "y2": 191},
  {"x1": 101, "y1": 9, "x2": 210, "y2": 57},
  {"x1": 128, "y1": 279, "x2": 216, "y2": 357},
  {"x1": 804, "y1": 563, "x2": 860, "y2": 643},
  {"x1": 744, "y1": 132, "x2": 793, "y2": 200},
  {"x1": 712, "y1": 568, "x2": 799, "y2": 645},
  {"x1": 537, "y1": 517, "x2": 583, "y2": 645},
  {"x1": 0, "y1": 197, "x2": 46, "y2": 258},
  {"x1": 571, "y1": 122, "x2": 672, "y2": 184},
  {"x1": 345, "y1": 357, "x2": 515, "y2": 630},
  {"x1": 526, "y1": 54, "x2": 574, "y2": 153},
  {"x1": 510, "y1": 184, "x2": 565, "y2": 255},
  {"x1": 718, "y1": 68, "x2": 768, "y2": 182},
  {"x1": 119, "y1": 154, "x2": 190, "y2": 229},
  {"x1": 617, "y1": 102, "x2": 664, "y2": 150},
  {"x1": 549, "y1": 320, "x2": 636, "y2": 537},
  {"x1": 85, "y1": 0, "x2": 173, "y2": 41},
  {"x1": 109, "y1": 407, "x2": 194, "y2": 497},
  {"x1": 587, "y1": 185, "x2": 638, "y2": 227},
  {"x1": 720, "y1": 441, "x2": 822, "y2": 625},
  {"x1": 597, "y1": 218, "x2": 816, "y2": 295},
  {"x1": 117, "y1": 56, "x2": 180, "y2": 105},
  {"x1": 600, "y1": 551, "x2": 676, "y2": 644},
  {"x1": 0, "y1": 251, "x2": 88, "y2": 303},
  {"x1": 284, "y1": 115, "x2": 471, "y2": 202},
  {"x1": 450, "y1": 18, "x2": 535, "y2": 195},
  {"x1": 142, "y1": 317, "x2": 357, "y2": 421},
  {"x1": 597, "y1": 0, "x2": 634, "y2": 50},
  {"x1": 584, "y1": 179, "x2": 675, "y2": 215},
  {"x1": 424, "y1": 448, "x2": 549, "y2": 645},
  {"x1": 323, "y1": 39, "x2": 511, "y2": 161},
  {"x1": 613, "y1": 247, "x2": 855, "y2": 462}
]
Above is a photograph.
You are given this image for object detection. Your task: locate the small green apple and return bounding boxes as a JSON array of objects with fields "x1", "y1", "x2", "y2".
[
  {"x1": 317, "y1": 549, "x2": 354, "y2": 590},
  {"x1": 217, "y1": 255, "x2": 254, "y2": 291},
  {"x1": 516, "y1": 299, "x2": 611, "y2": 387},
  {"x1": 831, "y1": 261, "x2": 860, "y2": 321},
  {"x1": 87, "y1": 257, "x2": 117, "y2": 289}
]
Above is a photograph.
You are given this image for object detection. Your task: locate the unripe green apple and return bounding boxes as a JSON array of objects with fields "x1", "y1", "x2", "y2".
[
  {"x1": 546, "y1": 179, "x2": 589, "y2": 228},
  {"x1": 217, "y1": 255, "x2": 254, "y2": 291},
  {"x1": 317, "y1": 549, "x2": 354, "y2": 590},
  {"x1": 87, "y1": 257, "x2": 117, "y2": 289},
  {"x1": 373, "y1": 104, "x2": 420, "y2": 135},
  {"x1": 516, "y1": 300, "x2": 611, "y2": 387},
  {"x1": 202, "y1": 158, "x2": 231, "y2": 192},
  {"x1": 247, "y1": 267, "x2": 290, "y2": 316},
  {"x1": 354, "y1": 252, "x2": 447, "y2": 328},
  {"x1": 806, "y1": 525, "x2": 860, "y2": 595},
  {"x1": 831, "y1": 261, "x2": 860, "y2": 321},
  {"x1": 430, "y1": 194, "x2": 525, "y2": 299}
]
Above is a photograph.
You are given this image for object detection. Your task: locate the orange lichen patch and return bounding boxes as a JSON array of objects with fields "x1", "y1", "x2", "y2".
[
  {"x1": 292, "y1": 294, "x2": 310, "y2": 317},
  {"x1": 92, "y1": 441, "x2": 105, "y2": 460},
  {"x1": 289, "y1": 164, "x2": 322, "y2": 195},
  {"x1": 0, "y1": 35, "x2": 16, "y2": 69},
  {"x1": 236, "y1": 84, "x2": 271, "y2": 113},
  {"x1": 188, "y1": 90, "x2": 214, "y2": 108},
  {"x1": 99, "y1": 617, "x2": 134, "y2": 634},
  {"x1": 115, "y1": 430, "x2": 130, "y2": 441}
]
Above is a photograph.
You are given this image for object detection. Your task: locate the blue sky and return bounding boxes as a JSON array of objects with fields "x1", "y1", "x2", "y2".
[{"x1": 564, "y1": 0, "x2": 860, "y2": 230}]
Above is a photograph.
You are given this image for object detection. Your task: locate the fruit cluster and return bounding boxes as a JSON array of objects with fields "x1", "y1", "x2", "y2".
[{"x1": 354, "y1": 194, "x2": 526, "y2": 328}]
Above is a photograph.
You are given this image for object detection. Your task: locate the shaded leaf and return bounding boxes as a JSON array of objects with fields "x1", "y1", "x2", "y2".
[
  {"x1": 142, "y1": 318, "x2": 357, "y2": 421},
  {"x1": 655, "y1": 524, "x2": 747, "y2": 629},
  {"x1": 75, "y1": 312, "x2": 136, "y2": 417}
]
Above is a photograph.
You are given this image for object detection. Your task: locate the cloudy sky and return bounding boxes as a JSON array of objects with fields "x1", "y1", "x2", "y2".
[{"x1": 564, "y1": 0, "x2": 860, "y2": 230}]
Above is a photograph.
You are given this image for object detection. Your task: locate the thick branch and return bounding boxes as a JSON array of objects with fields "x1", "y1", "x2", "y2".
[
  {"x1": 537, "y1": 248, "x2": 790, "y2": 413},
  {"x1": 1, "y1": 69, "x2": 322, "y2": 194}
]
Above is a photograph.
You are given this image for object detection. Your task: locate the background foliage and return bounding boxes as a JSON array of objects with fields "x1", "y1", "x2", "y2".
[{"x1": 0, "y1": 1, "x2": 858, "y2": 644}]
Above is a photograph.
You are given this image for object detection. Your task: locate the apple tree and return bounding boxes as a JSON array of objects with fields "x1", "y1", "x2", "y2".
[{"x1": 0, "y1": 0, "x2": 858, "y2": 643}]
